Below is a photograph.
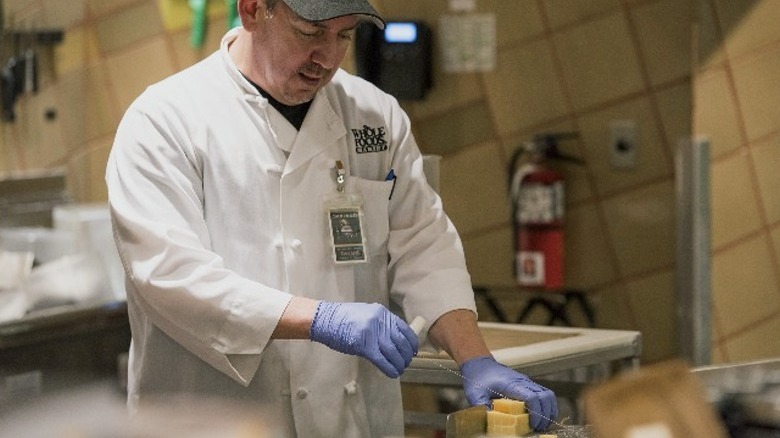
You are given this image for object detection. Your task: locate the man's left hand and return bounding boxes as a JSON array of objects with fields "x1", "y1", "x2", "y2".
[{"x1": 460, "y1": 355, "x2": 558, "y2": 431}]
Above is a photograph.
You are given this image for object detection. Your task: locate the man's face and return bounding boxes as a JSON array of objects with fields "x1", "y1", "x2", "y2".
[{"x1": 252, "y1": 1, "x2": 359, "y2": 105}]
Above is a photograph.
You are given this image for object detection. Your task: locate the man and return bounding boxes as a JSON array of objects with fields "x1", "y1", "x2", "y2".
[{"x1": 106, "y1": 0, "x2": 557, "y2": 436}]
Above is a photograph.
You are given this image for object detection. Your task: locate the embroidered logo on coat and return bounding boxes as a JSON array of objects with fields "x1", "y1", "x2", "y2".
[{"x1": 352, "y1": 125, "x2": 388, "y2": 154}]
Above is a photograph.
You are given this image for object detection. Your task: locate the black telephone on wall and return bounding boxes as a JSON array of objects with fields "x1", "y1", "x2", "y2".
[{"x1": 354, "y1": 21, "x2": 432, "y2": 101}]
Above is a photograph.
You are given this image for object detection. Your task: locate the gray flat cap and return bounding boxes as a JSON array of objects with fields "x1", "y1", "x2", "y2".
[{"x1": 282, "y1": 0, "x2": 385, "y2": 28}]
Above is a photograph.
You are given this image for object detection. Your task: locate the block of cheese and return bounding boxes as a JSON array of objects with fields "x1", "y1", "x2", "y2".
[
  {"x1": 515, "y1": 413, "x2": 531, "y2": 436},
  {"x1": 539, "y1": 435, "x2": 558, "y2": 438},
  {"x1": 486, "y1": 410, "x2": 531, "y2": 436},
  {"x1": 492, "y1": 398, "x2": 526, "y2": 415},
  {"x1": 486, "y1": 410, "x2": 516, "y2": 436},
  {"x1": 487, "y1": 410, "x2": 518, "y2": 436}
]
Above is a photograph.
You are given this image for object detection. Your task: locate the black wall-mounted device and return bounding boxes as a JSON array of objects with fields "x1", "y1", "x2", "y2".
[{"x1": 354, "y1": 21, "x2": 432, "y2": 101}]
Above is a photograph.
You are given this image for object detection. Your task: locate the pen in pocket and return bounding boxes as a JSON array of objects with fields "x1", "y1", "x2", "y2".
[{"x1": 385, "y1": 169, "x2": 396, "y2": 200}]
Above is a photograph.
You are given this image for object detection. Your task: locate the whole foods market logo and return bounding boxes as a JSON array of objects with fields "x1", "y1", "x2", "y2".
[{"x1": 352, "y1": 125, "x2": 388, "y2": 154}]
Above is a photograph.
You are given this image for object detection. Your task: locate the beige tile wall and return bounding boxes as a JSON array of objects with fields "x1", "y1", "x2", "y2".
[
  {"x1": 696, "y1": 0, "x2": 780, "y2": 363},
  {"x1": 0, "y1": 0, "x2": 776, "y2": 366}
]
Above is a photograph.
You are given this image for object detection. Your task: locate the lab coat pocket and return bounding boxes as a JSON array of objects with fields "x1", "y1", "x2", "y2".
[
  {"x1": 350, "y1": 177, "x2": 392, "y2": 305},
  {"x1": 350, "y1": 177, "x2": 392, "y2": 256}
]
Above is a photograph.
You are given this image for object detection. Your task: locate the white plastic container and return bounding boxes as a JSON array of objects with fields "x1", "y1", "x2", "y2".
[
  {"x1": 0, "y1": 227, "x2": 77, "y2": 264},
  {"x1": 53, "y1": 204, "x2": 125, "y2": 300}
]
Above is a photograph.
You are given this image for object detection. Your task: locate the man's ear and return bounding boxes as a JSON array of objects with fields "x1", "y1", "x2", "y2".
[{"x1": 237, "y1": 0, "x2": 261, "y2": 29}]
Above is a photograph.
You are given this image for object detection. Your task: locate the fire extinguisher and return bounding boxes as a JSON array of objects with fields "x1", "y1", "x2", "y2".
[{"x1": 509, "y1": 133, "x2": 583, "y2": 290}]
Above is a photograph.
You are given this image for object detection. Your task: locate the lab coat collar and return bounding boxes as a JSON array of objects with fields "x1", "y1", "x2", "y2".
[
  {"x1": 219, "y1": 28, "x2": 260, "y2": 97},
  {"x1": 285, "y1": 93, "x2": 346, "y2": 175},
  {"x1": 218, "y1": 29, "x2": 347, "y2": 175}
]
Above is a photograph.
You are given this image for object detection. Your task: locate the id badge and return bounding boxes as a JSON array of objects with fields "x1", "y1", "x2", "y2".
[{"x1": 325, "y1": 193, "x2": 368, "y2": 264}]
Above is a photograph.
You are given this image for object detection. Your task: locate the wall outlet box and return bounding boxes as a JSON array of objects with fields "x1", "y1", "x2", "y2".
[{"x1": 610, "y1": 119, "x2": 638, "y2": 169}]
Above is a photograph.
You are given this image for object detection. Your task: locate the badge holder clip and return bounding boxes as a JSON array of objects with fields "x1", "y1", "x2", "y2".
[{"x1": 325, "y1": 161, "x2": 368, "y2": 264}]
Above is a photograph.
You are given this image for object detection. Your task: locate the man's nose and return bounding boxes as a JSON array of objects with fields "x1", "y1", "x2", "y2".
[{"x1": 310, "y1": 38, "x2": 345, "y2": 70}]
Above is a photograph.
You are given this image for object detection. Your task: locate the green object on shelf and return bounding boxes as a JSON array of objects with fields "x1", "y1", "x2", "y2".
[
  {"x1": 189, "y1": 0, "x2": 207, "y2": 48},
  {"x1": 226, "y1": 0, "x2": 240, "y2": 29}
]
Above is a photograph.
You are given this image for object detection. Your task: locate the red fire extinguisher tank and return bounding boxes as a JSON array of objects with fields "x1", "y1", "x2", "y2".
[
  {"x1": 515, "y1": 164, "x2": 565, "y2": 289},
  {"x1": 509, "y1": 133, "x2": 582, "y2": 290}
]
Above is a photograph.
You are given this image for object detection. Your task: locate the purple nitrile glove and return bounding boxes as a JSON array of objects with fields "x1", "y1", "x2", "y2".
[
  {"x1": 310, "y1": 301, "x2": 419, "y2": 378},
  {"x1": 460, "y1": 355, "x2": 558, "y2": 431}
]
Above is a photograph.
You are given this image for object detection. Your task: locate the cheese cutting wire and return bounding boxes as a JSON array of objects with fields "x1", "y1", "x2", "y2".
[{"x1": 408, "y1": 316, "x2": 592, "y2": 438}]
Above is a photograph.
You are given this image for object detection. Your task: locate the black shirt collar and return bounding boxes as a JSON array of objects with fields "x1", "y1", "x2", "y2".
[{"x1": 241, "y1": 72, "x2": 312, "y2": 130}]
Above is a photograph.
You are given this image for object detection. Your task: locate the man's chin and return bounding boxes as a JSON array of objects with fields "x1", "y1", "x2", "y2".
[{"x1": 281, "y1": 90, "x2": 317, "y2": 106}]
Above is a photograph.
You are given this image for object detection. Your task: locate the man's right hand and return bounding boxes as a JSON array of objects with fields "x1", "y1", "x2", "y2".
[{"x1": 310, "y1": 301, "x2": 418, "y2": 378}]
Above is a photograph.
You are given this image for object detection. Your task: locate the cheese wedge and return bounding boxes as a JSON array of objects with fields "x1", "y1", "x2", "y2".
[
  {"x1": 492, "y1": 398, "x2": 526, "y2": 415},
  {"x1": 515, "y1": 413, "x2": 531, "y2": 436},
  {"x1": 486, "y1": 411, "x2": 532, "y2": 436},
  {"x1": 487, "y1": 410, "x2": 518, "y2": 436}
]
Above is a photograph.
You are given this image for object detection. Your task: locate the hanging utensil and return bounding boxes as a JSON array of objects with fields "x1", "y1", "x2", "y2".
[
  {"x1": 226, "y1": 0, "x2": 239, "y2": 29},
  {"x1": 189, "y1": 0, "x2": 207, "y2": 48}
]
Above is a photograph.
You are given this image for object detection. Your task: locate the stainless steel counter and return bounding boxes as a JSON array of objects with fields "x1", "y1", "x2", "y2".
[
  {"x1": 693, "y1": 358, "x2": 780, "y2": 436},
  {"x1": 0, "y1": 300, "x2": 130, "y2": 407},
  {"x1": 0, "y1": 300, "x2": 128, "y2": 349},
  {"x1": 404, "y1": 322, "x2": 641, "y2": 384}
]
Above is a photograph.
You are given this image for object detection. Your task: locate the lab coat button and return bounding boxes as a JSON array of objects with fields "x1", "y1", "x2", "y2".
[
  {"x1": 291, "y1": 239, "x2": 303, "y2": 250},
  {"x1": 296, "y1": 388, "x2": 309, "y2": 399},
  {"x1": 344, "y1": 381, "x2": 358, "y2": 395},
  {"x1": 274, "y1": 240, "x2": 283, "y2": 249}
]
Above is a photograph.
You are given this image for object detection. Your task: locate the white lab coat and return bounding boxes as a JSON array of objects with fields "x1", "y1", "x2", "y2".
[{"x1": 106, "y1": 29, "x2": 476, "y2": 438}]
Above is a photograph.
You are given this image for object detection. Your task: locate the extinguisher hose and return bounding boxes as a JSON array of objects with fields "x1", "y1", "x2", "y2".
[{"x1": 506, "y1": 146, "x2": 526, "y2": 196}]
